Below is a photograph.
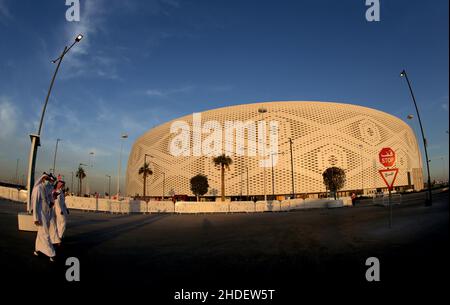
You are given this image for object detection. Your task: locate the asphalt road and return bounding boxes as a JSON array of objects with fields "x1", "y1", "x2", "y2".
[{"x1": 1, "y1": 191, "x2": 448, "y2": 303}]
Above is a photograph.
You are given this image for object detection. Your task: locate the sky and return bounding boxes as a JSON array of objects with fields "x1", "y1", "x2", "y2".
[{"x1": 0, "y1": 0, "x2": 448, "y2": 193}]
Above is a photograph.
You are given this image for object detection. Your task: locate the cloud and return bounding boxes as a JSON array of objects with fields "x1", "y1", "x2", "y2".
[
  {"x1": 0, "y1": 97, "x2": 19, "y2": 140},
  {"x1": 144, "y1": 84, "x2": 233, "y2": 98},
  {"x1": 0, "y1": 0, "x2": 12, "y2": 22},
  {"x1": 145, "y1": 89, "x2": 166, "y2": 97},
  {"x1": 144, "y1": 85, "x2": 196, "y2": 98},
  {"x1": 61, "y1": 0, "x2": 121, "y2": 80}
]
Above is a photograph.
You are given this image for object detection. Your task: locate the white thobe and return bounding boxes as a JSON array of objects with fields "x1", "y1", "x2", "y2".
[
  {"x1": 46, "y1": 187, "x2": 61, "y2": 244},
  {"x1": 54, "y1": 192, "x2": 68, "y2": 239},
  {"x1": 31, "y1": 182, "x2": 55, "y2": 258}
]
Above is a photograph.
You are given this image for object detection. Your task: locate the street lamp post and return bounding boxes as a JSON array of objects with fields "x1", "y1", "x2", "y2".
[
  {"x1": 15, "y1": 158, "x2": 19, "y2": 185},
  {"x1": 246, "y1": 166, "x2": 249, "y2": 200},
  {"x1": 25, "y1": 34, "x2": 83, "y2": 212},
  {"x1": 441, "y1": 157, "x2": 447, "y2": 183},
  {"x1": 51, "y1": 138, "x2": 62, "y2": 174},
  {"x1": 87, "y1": 151, "x2": 94, "y2": 195},
  {"x1": 162, "y1": 172, "x2": 165, "y2": 199},
  {"x1": 106, "y1": 175, "x2": 111, "y2": 199},
  {"x1": 400, "y1": 69, "x2": 432, "y2": 206},
  {"x1": 270, "y1": 151, "x2": 285, "y2": 198},
  {"x1": 117, "y1": 134, "x2": 128, "y2": 199},
  {"x1": 288, "y1": 138, "x2": 295, "y2": 199},
  {"x1": 359, "y1": 144, "x2": 364, "y2": 195},
  {"x1": 258, "y1": 107, "x2": 267, "y2": 201}
]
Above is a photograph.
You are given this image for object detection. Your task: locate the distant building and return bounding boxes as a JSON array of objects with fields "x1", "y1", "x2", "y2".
[{"x1": 126, "y1": 101, "x2": 423, "y2": 198}]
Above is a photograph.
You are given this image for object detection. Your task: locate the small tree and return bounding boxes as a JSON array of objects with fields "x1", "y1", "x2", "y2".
[
  {"x1": 190, "y1": 174, "x2": 209, "y2": 202},
  {"x1": 322, "y1": 167, "x2": 346, "y2": 200},
  {"x1": 76, "y1": 166, "x2": 86, "y2": 196},
  {"x1": 213, "y1": 154, "x2": 233, "y2": 202},
  {"x1": 138, "y1": 162, "x2": 153, "y2": 197}
]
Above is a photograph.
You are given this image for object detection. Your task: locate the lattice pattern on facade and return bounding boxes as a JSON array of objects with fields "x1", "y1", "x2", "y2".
[{"x1": 126, "y1": 101, "x2": 423, "y2": 196}]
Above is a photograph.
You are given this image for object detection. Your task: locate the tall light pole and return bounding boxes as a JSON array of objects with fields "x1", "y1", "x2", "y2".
[
  {"x1": 270, "y1": 151, "x2": 285, "y2": 198},
  {"x1": 288, "y1": 138, "x2": 295, "y2": 199},
  {"x1": 246, "y1": 166, "x2": 249, "y2": 200},
  {"x1": 25, "y1": 34, "x2": 83, "y2": 213},
  {"x1": 117, "y1": 134, "x2": 128, "y2": 198},
  {"x1": 359, "y1": 144, "x2": 364, "y2": 194},
  {"x1": 106, "y1": 175, "x2": 111, "y2": 199},
  {"x1": 15, "y1": 158, "x2": 19, "y2": 185},
  {"x1": 51, "y1": 138, "x2": 62, "y2": 174},
  {"x1": 401, "y1": 69, "x2": 432, "y2": 206},
  {"x1": 162, "y1": 172, "x2": 165, "y2": 199},
  {"x1": 258, "y1": 107, "x2": 267, "y2": 201},
  {"x1": 71, "y1": 171, "x2": 74, "y2": 194},
  {"x1": 87, "y1": 151, "x2": 94, "y2": 195},
  {"x1": 441, "y1": 156, "x2": 447, "y2": 183}
]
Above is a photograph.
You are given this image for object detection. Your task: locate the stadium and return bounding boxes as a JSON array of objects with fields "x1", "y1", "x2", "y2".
[{"x1": 125, "y1": 101, "x2": 423, "y2": 199}]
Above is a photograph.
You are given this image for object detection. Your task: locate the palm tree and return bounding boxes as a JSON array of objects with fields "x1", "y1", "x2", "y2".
[
  {"x1": 139, "y1": 162, "x2": 153, "y2": 197},
  {"x1": 213, "y1": 154, "x2": 233, "y2": 202},
  {"x1": 75, "y1": 166, "x2": 86, "y2": 196}
]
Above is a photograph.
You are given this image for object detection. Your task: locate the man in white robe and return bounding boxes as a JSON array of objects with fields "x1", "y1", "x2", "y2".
[
  {"x1": 48, "y1": 188, "x2": 62, "y2": 245},
  {"x1": 54, "y1": 180, "x2": 69, "y2": 240},
  {"x1": 32, "y1": 173, "x2": 56, "y2": 261}
]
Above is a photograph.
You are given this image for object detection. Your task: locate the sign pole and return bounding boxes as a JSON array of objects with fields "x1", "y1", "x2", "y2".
[
  {"x1": 389, "y1": 188, "x2": 392, "y2": 228},
  {"x1": 378, "y1": 147, "x2": 398, "y2": 229}
]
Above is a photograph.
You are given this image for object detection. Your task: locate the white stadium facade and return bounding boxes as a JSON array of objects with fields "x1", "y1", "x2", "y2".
[{"x1": 126, "y1": 101, "x2": 423, "y2": 199}]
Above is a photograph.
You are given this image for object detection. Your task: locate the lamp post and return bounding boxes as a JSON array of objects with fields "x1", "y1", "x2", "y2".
[
  {"x1": 51, "y1": 138, "x2": 62, "y2": 174},
  {"x1": 258, "y1": 107, "x2": 267, "y2": 201},
  {"x1": 89, "y1": 151, "x2": 95, "y2": 167},
  {"x1": 71, "y1": 171, "x2": 74, "y2": 195},
  {"x1": 359, "y1": 144, "x2": 364, "y2": 195},
  {"x1": 25, "y1": 34, "x2": 83, "y2": 212},
  {"x1": 401, "y1": 69, "x2": 432, "y2": 206},
  {"x1": 246, "y1": 166, "x2": 250, "y2": 200},
  {"x1": 117, "y1": 134, "x2": 128, "y2": 198},
  {"x1": 288, "y1": 138, "x2": 296, "y2": 199},
  {"x1": 106, "y1": 175, "x2": 111, "y2": 199},
  {"x1": 162, "y1": 172, "x2": 165, "y2": 199},
  {"x1": 85, "y1": 152, "x2": 94, "y2": 195},
  {"x1": 15, "y1": 158, "x2": 19, "y2": 185},
  {"x1": 270, "y1": 151, "x2": 285, "y2": 198}
]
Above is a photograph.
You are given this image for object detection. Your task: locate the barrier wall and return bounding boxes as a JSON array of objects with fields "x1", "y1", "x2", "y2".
[
  {"x1": 0, "y1": 186, "x2": 27, "y2": 203},
  {"x1": 0, "y1": 186, "x2": 345, "y2": 213}
]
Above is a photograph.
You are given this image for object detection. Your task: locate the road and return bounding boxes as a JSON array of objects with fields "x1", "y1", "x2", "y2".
[{"x1": 0, "y1": 191, "x2": 448, "y2": 303}]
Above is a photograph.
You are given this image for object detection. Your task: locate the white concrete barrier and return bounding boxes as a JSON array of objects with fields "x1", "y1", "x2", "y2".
[
  {"x1": 17, "y1": 212, "x2": 37, "y2": 231},
  {"x1": 0, "y1": 186, "x2": 27, "y2": 203},
  {"x1": 229, "y1": 201, "x2": 255, "y2": 213},
  {"x1": 1, "y1": 186, "x2": 345, "y2": 214}
]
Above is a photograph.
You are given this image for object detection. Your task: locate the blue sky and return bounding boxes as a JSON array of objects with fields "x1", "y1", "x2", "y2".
[{"x1": 0, "y1": 0, "x2": 448, "y2": 192}]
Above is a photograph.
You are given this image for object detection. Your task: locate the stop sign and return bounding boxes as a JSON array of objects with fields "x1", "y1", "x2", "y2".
[{"x1": 379, "y1": 147, "x2": 396, "y2": 167}]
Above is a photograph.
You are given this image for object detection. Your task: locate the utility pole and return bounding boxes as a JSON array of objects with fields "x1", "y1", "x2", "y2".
[
  {"x1": 52, "y1": 138, "x2": 61, "y2": 174},
  {"x1": 15, "y1": 158, "x2": 19, "y2": 184},
  {"x1": 288, "y1": 138, "x2": 295, "y2": 199}
]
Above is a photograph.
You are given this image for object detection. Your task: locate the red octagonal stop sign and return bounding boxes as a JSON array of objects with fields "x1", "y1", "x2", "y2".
[{"x1": 379, "y1": 147, "x2": 396, "y2": 167}]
